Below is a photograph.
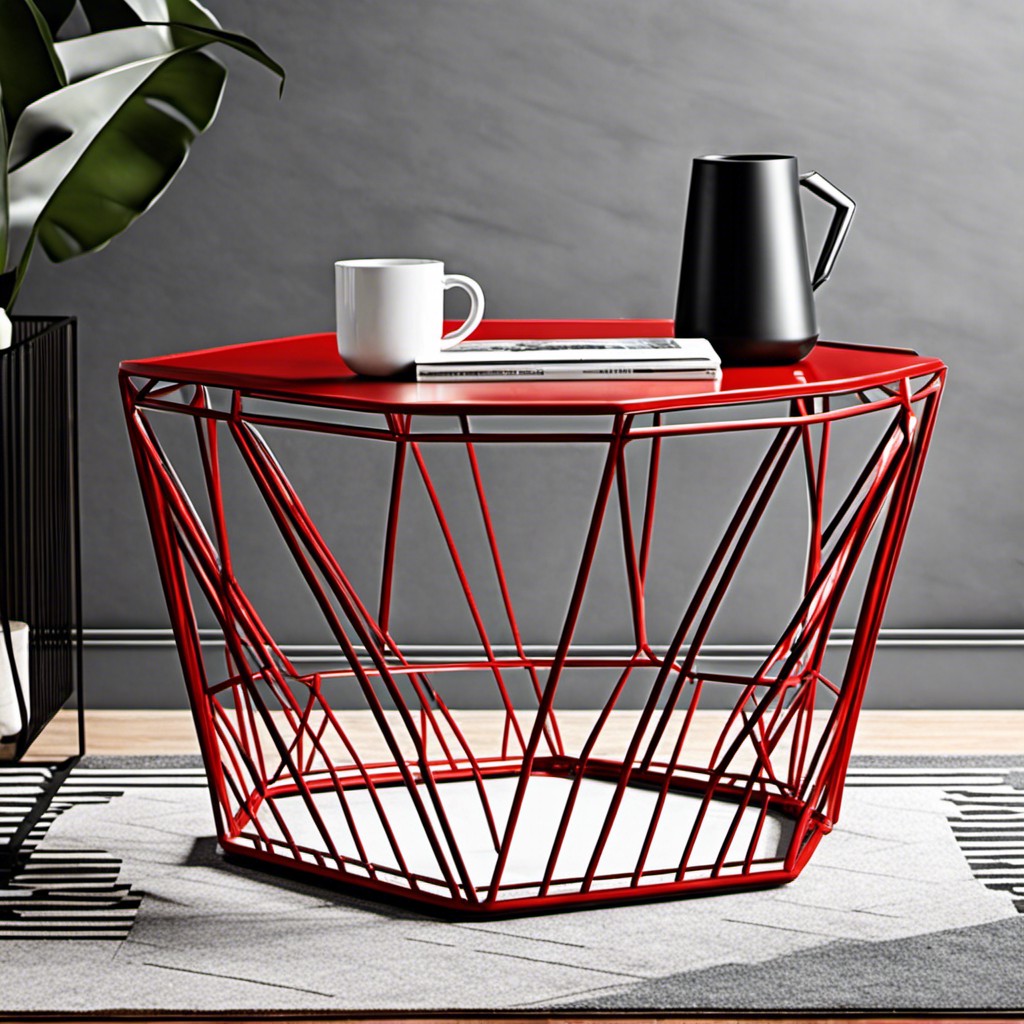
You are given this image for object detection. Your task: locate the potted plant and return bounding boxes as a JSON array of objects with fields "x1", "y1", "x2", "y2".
[{"x1": 0, "y1": 0, "x2": 283, "y2": 761}]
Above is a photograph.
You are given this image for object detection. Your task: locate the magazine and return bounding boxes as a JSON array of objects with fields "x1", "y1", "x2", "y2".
[{"x1": 415, "y1": 337, "x2": 721, "y2": 381}]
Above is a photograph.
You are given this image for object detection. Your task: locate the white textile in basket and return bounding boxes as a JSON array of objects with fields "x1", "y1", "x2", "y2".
[{"x1": 0, "y1": 621, "x2": 30, "y2": 738}]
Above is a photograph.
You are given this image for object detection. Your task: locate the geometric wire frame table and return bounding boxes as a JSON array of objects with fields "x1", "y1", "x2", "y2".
[{"x1": 120, "y1": 319, "x2": 945, "y2": 916}]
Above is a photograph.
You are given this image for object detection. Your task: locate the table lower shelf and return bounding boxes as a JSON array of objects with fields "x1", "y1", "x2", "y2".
[{"x1": 221, "y1": 763, "x2": 815, "y2": 914}]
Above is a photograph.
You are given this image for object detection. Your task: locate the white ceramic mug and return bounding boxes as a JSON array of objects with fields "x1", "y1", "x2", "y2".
[{"x1": 335, "y1": 258, "x2": 485, "y2": 376}]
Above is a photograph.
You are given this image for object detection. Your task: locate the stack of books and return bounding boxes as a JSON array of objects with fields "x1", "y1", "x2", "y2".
[{"x1": 415, "y1": 337, "x2": 721, "y2": 382}]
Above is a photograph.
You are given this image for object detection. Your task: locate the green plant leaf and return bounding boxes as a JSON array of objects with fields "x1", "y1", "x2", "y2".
[
  {"x1": 0, "y1": 0, "x2": 67, "y2": 135},
  {"x1": 55, "y1": 22, "x2": 283, "y2": 92},
  {"x1": 2, "y1": 0, "x2": 282, "y2": 307},
  {"x1": 160, "y1": 23, "x2": 285, "y2": 92},
  {"x1": 79, "y1": 0, "x2": 143, "y2": 30},
  {"x1": 6, "y1": 46, "x2": 226, "y2": 279},
  {"x1": 164, "y1": 0, "x2": 216, "y2": 31},
  {"x1": 78, "y1": 0, "x2": 284, "y2": 88},
  {"x1": 55, "y1": 25, "x2": 175, "y2": 82},
  {"x1": 32, "y1": 0, "x2": 76, "y2": 35},
  {"x1": 79, "y1": 0, "x2": 218, "y2": 32}
]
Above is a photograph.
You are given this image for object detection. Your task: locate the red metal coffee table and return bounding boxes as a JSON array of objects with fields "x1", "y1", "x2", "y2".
[{"x1": 120, "y1": 319, "x2": 945, "y2": 915}]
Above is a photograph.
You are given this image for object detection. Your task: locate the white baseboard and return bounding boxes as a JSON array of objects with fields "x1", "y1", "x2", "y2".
[
  {"x1": 79, "y1": 627, "x2": 1024, "y2": 710},
  {"x1": 82, "y1": 627, "x2": 1024, "y2": 662}
]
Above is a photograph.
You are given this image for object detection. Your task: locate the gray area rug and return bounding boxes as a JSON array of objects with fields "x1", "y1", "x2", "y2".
[{"x1": 1, "y1": 755, "x2": 1022, "y2": 1013}]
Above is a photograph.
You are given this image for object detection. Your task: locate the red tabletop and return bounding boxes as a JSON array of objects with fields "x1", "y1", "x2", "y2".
[{"x1": 120, "y1": 320, "x2": 946, "y2": 416}]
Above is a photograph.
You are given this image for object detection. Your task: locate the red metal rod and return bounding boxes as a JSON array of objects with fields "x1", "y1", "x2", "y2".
[
  {"x1": 637, "y1": 414, "x2": 663, "y2": 585},
  {"x1": 253, "y1": 411, "x2": 503, "y2": 852},
  {"x1": 583, "y1": 424, "x2": 799, "y2": 891},
  {"x1": 616, "y1": 442, "x2": 648, "y2": 648},
  {"x1": 121, "y1": 385, "x2": 233, "y2": 841},
  {"x1": 229, "y1": 418, "x2": 475, "y2": 898},
  {"x1": 640, "y1": 426, "x2": 800, "y2": 770},
  {"x1": 133, "y1": 417, "x2": 357, "y2": 872},
  {"x1": 536, "y1": 659, "x2": 640, "y2": 896},
  {"x1": 458, "y1": 414, "x2": 548, "y2": 757},
  {"x1": 811, "y1": 381, "x2": 944, "y2": 825},
  {"x1": 405, "y1": 435, "x2": 535, "y2": 780},
  {"x1": 378, "y1": 414, "x2": 407, "y2": 631},
  {"x1": 488, "y1": 415, "x2": 629, "y2": 902}
]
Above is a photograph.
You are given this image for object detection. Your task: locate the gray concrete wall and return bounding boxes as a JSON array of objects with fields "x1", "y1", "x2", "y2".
[{"x1": 17, "y1": 0, "x2": 1024, "y2": 709}]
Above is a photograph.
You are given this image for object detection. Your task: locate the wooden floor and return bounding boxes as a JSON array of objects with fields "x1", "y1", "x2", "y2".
[{"x1": 26, "y1": 708, "x2": 1024, "y2": 759}]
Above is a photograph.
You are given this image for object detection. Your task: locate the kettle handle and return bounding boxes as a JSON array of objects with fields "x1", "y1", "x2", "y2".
[{"x1": 799, "y1": 171, "x2": 856, "y2": 291}]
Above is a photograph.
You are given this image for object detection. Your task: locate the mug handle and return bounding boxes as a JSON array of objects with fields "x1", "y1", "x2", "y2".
[
  {"x1": 441, "y1": 274, "x2": 485, "y2": 346},
  {"x1": 799, "y1": 172, "x2": 856, "y2": 291}
]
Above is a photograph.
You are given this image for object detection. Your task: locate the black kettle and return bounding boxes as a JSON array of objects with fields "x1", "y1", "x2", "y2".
[{"x1": 674, "y1": 154, "x2": 855, "y2": 365}]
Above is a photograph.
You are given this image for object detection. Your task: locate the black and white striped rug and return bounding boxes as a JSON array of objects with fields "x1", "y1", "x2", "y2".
[
  {"x1": 2, "y1": 758, "x2": 1023, "y2": 940},
  {"x1": 0, "y1": 761, "x2": 204, "y2": 939},
  {"x1": 0, "y1": 756, "x2": 1021, "y2": 1012},
  {"x1": 841, "y1": 762, "x2": 1024, "y2": 914}
]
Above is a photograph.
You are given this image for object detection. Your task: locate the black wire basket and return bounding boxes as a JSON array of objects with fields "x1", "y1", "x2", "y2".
[{"x1": 0, "y1": 316, "x2": 82, "y2": 762}]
